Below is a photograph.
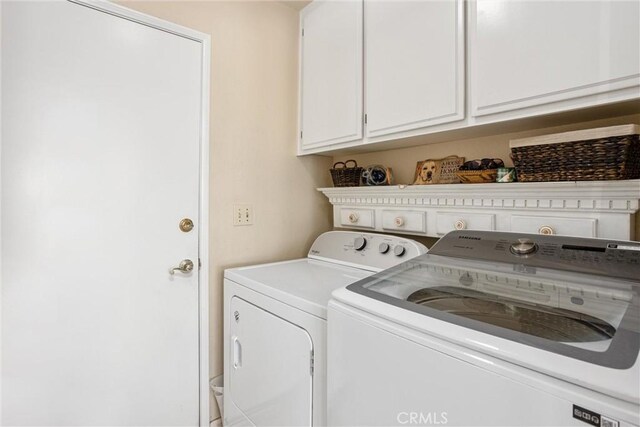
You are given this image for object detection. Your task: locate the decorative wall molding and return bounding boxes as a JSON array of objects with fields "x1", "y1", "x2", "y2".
[
  {"x1": 319, "y1": 180, "x2": 640, "y2": 213},
  {"x1": 320, "y1": 180, "x2": 640, "y2": 240}
]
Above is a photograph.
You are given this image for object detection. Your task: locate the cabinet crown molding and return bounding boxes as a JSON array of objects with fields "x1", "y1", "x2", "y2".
[{"x1": 319, "y1": 180, "x2": 640, "y2": 213}]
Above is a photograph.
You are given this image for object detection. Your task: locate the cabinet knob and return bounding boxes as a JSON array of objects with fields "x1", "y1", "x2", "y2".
[
  {"x1": 394, "y1": 217, "x2": 405, "y2": 227},
  {"x1": 538, "y1": 225, "x2": 554, "y2": 235},
  {"x1": 454, "y1": 219, "x2": 466, "y2": 230},
  {"x1": 348, "y1": 213, "x2": 359, "y2": 224}
]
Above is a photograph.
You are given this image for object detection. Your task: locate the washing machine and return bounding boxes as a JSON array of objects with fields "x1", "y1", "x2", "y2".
[
  {"x1": 328, "y1": 230, "x2": 640, "y2": 427},
  {"x1": 223, "y1": 231, "x2": 427, "y2": 426}
]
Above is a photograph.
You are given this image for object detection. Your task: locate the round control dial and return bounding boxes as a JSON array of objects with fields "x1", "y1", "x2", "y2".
[
  {"x1": 379, "y1": 242, "x2": 390, "y2": 254},
  {"x1": 393, "y1": 245, "x2": 406, "y2": 257},
  {"x1": 354, "y1": 237, "x2": 367, "y2": 251},
  {"x1": 510, "y1": 238, "x2": 537, "y2": 255}
]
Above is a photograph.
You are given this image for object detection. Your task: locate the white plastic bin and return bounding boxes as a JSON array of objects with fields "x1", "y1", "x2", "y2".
[{"x1": 210, "y1": 375, "x2": 224, "y2": 421}]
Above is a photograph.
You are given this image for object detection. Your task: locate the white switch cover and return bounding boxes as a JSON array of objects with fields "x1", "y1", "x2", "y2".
[{"x1": 233, "y1": 205, "x2": 253, "y2": 226}]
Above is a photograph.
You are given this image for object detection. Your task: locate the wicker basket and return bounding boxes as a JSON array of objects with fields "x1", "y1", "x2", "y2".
[
  {"x1": 330, "y1": 160, "x2": 363, "y2": 187},
  {"x1": 456, "y1": 169, "x2": 498, "y2": 184},
  {"x1": 510, "y1": 125, "x2": 640, "y2": 182}
]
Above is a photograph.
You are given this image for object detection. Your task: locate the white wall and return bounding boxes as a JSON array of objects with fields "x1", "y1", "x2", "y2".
[{"x1": 118, "y1": 0, "x2": 333, "y2": 419}]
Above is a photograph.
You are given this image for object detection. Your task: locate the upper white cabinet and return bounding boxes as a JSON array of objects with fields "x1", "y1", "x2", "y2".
[
  {"x1": 298, "y1": 0, "x2": 640, "y2": 155},
  {"x1": 365, "y1": 0, "x2": 464, "y2": 138},
  {"x1": 469, "y1": 0, "x2": 640, "y2": 118},
  {"x1": 299, "y1": 0, "x2": 363, "y2": 151}
]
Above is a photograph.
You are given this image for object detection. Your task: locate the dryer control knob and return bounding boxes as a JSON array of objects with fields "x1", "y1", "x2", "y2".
[
  {"x1": 393, "y1": 245, "x2": 406, "y2": 257},
  {"x1": 510, "y1": 238, "x2": 537, "y2": 255},
  {"x1": 354, "y1": 237, "x2": 367, "y2": 251},
  {"x1": 379, "y1": 242, "x2": 390, "y2": 254}
]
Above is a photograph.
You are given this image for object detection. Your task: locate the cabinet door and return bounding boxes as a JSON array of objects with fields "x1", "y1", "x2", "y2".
[
  {"x1": 300, "y1": 0, "x2": 363, "y2": 150},
  {"x1": 470, "y1": 0, "x2": 640, "y2": 117},
  {"x1": 365, "y1": 0, "x2": 464, "y2": 138}
]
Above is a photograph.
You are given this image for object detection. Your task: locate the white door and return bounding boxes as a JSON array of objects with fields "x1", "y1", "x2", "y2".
[
  {"x1": 299, "y1": 0, "x2": 363, "y2": 151},
  {"x1": 470, "y1": 0, "x2": 640, "y2": 117},
  {"x1": 228, "y1": 297, "x2": 313, "y2": 426},
  {"x1": 1, "y1": 1, "x2": 205, "y2": 425},
  {"x1": 364, "y1": 0, "x2": 464, "y2": 138}
]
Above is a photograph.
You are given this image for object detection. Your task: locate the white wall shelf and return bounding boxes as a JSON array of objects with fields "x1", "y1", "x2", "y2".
[{"x1": 319, "y1": 180, "x2": 640, "y2": 240}]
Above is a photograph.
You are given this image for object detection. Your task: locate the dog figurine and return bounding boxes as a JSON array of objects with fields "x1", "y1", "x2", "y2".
[{"x1": 414, "y1": 160, "x2": 439, "y2": 185}]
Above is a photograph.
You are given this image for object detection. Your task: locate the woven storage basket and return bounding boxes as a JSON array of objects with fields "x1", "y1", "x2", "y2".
[
  {"x1": 456, "y1": 169, "x2": 498, "y2": 184},
  {"x1": 330, "y1": 160, "x2": 363, "y2": 187},
  {"x1": 510, "y1": 125, "x2": 640, "y2": 182}
]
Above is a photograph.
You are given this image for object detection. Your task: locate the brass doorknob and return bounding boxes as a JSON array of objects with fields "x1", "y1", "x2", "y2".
[
  {"x1": 179, "y1": 218, "x2": 194, "y2": 232},
  {"x1": 169, "y1": 259, "x2": 194, "y2": 275}
]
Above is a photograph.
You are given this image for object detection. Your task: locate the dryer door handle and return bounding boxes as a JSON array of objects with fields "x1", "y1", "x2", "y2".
[{"x1": 233, "y1": 336, "x2": 242, "y2": 369}]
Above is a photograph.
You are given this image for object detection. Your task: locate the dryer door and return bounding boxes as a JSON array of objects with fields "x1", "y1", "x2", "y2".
[{"x1": 229, "y1": 296, "x2": 313, "y2": 426}]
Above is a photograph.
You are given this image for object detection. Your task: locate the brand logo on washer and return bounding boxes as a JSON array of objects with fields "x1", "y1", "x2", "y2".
[
  {"x1": 572, "y1": 405, "x2": 618, "y2": 427},
  {"x1": 457, "y1": 236, "x2": 480, "y2": 240},
  {"x1": 234, "y1": 311, "x2": 240, "y2": 323}
]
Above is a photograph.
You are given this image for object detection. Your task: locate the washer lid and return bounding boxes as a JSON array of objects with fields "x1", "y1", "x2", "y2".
[
  {"x1": 225, "y1": 258, "x2": 372, "y2": 319},
  {"x1": 345, "y1": 233, "x2": 640, "y2": 370}
]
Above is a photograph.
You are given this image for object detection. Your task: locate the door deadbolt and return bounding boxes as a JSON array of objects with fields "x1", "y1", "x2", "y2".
[{"x1": 179, "y1": 218, "x2": 194, "y2": 232}]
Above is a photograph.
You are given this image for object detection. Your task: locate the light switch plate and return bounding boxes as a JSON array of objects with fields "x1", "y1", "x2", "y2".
[{"x1": 233, "y1": 205, "x2": 253, "y2": 226}]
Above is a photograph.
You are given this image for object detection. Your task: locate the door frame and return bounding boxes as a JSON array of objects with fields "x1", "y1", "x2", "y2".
[{"x1": 0, "y1": 1, "x2": 211, "y2": 424}]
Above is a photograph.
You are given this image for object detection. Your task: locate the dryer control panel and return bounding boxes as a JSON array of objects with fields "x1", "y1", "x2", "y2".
[{"x1": 308, "y1": 231, "x2": 428, "y2": 273}]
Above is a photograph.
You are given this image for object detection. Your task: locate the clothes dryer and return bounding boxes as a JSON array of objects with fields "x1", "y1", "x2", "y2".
[{"x1": 224, "y1": 231, "x2": 427, "y2": 426}]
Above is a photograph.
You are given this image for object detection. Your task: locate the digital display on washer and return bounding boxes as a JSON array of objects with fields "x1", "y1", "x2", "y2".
[{"x1": 346, "y1": 231, "x2": 640, "y2": 369}]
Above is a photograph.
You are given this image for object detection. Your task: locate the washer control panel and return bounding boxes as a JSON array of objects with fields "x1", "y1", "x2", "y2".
[
  {"x1": 430, "y1": 230, "x2": 640, "y2": 281},
  {"x1": 308, "y1": 231, "x2": 428, "y2": 272},
  {"x1": 510, "y1": 238, "x2": 538, "y2": 255}
]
